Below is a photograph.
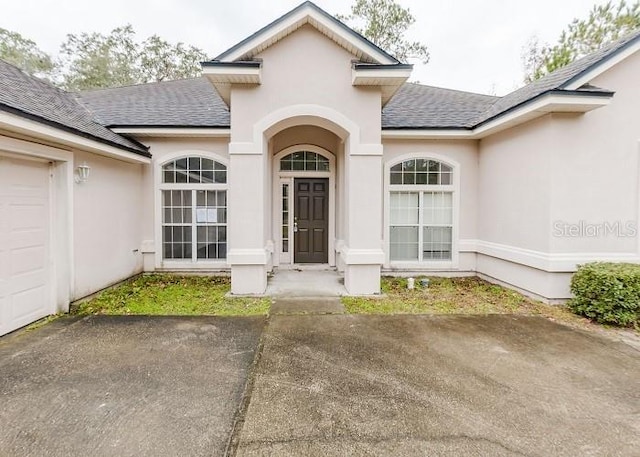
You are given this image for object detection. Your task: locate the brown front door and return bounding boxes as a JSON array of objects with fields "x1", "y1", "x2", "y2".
[{"x1": 294, "y1": 178, "x2": 328, "y2": 263}]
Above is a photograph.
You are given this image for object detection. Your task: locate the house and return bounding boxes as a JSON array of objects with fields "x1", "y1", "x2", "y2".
[{"x1": 1, "y1": 1, "x2": 640, "y2": 335}]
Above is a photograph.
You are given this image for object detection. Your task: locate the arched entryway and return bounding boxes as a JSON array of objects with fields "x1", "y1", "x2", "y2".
[{"x1": 228, "y1": 104, "x2": 384, "y2": 295}]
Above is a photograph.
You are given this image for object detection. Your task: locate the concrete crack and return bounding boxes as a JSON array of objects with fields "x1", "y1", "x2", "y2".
[{"x1": 223, "y1": 317, "x2": 270, "y2": 457}]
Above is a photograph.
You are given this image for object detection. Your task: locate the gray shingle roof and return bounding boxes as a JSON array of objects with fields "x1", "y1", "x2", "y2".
[
  {"x1": 74, "y1": 27, "x2": 640, "y2": 132},
  {"x1": 0, "y1": 60, "x2": 148, "y2": 155},
  {"x1": 382, "y1": 83, "x2": 498, "y2": 129},
  {"x1": 77, "y1": 77, "x2": 230, "y2": 128},
  {"x1": 474, "y1": 28, "x2": 640, "y2": 126}
]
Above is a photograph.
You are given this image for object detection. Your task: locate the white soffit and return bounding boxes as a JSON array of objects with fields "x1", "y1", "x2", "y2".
[
  {"x1": 352, "y1": 67, "x2": 413, "y2": 105},
  {"x1": 201, "y1": 65, "x2": 261, "y2": 84}
]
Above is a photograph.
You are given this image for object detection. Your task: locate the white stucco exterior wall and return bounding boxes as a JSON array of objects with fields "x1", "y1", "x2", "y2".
[
  {"x1": 476, "y1": 47, "x2": 640, "y2": 299},
  {"x1": 548, "y1": 49, "x2": 640, "y2": 257},
  {"x1": 72, "y1": 150, "x2": 145, "y2": 299}
]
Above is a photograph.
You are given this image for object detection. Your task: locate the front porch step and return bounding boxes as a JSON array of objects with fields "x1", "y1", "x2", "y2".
[{"x1": 270, "y1": 297, "x2": 345, "y2": 315}]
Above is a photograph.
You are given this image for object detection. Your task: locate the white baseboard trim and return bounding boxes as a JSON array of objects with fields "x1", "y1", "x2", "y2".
[
  {"x1": 477, "y1": 273, "x2": 567, "y2": 304},
  {"x1": 460, "y1": 239, "x2": 640, "y2": 272}
]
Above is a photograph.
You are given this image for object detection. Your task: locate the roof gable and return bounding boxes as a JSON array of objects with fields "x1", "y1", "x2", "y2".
[{"x1": 213, "y1": 1, "x2": 399, "y2": 65}]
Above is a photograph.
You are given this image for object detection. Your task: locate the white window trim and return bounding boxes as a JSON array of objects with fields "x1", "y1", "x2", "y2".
[
  {"x1": 154, "y1": 151, "x2": 230, "y2": 269},
  {"x1": 271, "y1": 145, "x2": 336, "y2": 267},
  {"x1": 384, "y1": 153, "x2": 460, "y2": 269}
]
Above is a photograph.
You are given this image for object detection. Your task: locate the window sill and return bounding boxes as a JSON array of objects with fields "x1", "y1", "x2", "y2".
[
  {"x1": 386, "y1": 261, "x2": 458, "y2": 270},
  {"x1": 160, "y1": 260, "x2": 229, "y2": 270}
]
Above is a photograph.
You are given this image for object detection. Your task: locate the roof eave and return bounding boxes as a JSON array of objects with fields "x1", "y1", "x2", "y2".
[
  {"x1": 382, "y1": 90, "x2": 614, "y2": 139},
  {"x1": 0, "y1": 107, "x2": 151, "y2": 163},
  {"x1": 474, "y1": 90, "x2": 613, "y2": 134},
  {"x1": 111, "y1": 127, "x2": 231, "y2": 138},
  {"x1": 382, "y1": 128, "x2": 475, "y2": 140}
]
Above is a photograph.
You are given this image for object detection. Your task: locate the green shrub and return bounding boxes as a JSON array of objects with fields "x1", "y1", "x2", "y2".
[{"x1": 569, "y1": 262, "x2": 640, "y2": 327}]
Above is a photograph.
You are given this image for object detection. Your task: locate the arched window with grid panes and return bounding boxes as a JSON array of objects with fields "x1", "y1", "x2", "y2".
[
  {"x1": 389, "y1": 158, "x2": 454, "y2": 262},
  {"x1": 160, "y1": 156, "x2": 227, "y2": 261}
]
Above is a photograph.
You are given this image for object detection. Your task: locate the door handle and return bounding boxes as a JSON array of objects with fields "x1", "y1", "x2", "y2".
[{"x1": 293, "y1": 221, "x2": 298, "y2": 233}]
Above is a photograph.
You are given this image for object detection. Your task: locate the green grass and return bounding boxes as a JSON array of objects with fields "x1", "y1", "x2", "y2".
[
  {"x1": 342, "y1": 276, "x2": 593, "y2": 327},
  {"x1": 74, "y1": 274, "x2": 270, "y2": 316},
  {"x1": 24, "y1": 314, "x2": 64, "y2": 332}
]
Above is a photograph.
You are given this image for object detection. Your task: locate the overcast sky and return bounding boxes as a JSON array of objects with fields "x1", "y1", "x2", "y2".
[{"x1": 2, "y1": 0, "x2": 612, "y2": 95}]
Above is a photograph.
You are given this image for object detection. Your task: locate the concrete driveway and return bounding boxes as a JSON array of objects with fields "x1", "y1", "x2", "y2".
[
  {"x1": 0, "y1": 316, "x2": 265, "y2": 457},
  {"x1": 1, "y1": 314, "x2": 639, "y2": 456}
]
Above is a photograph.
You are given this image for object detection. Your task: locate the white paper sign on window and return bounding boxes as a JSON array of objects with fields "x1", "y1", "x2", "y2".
[
  {"x1": 196, "y1": 207, "x2": 218, "y2": 223},
  {"x1": 196, "y1": 208, "x2": 208, "y2": 223}
]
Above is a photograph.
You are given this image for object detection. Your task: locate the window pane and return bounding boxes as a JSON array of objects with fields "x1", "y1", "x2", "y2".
[
  {"x1": 189, "y1": 171, "x2": 201, "y2": 184},
  {"x1": 423, "y1": 192, "x2": 453, "y2": 225},
  {"x1": 176, "y1": 169, "x2": 187, "y2": 183},
  {"x1": 390, "y1": 192, "x2": 419, "y2": 224},
  {"x1": 214, "y1": 171, "x2": 226, "y2": 183},
  {"x1": 197, "y1": 190, "x2": 206, "y2": 206},
  {"x1": 163, "y1": 170, "x2": 175, "y2": 183},
  {"x1": 390, "y1": 226, "x2": 419, "y2": 261},
  {"x1": 403, "y1": 172, "x2": 416, "y2": 185},
  {"x1": 416, "y1": 173, "x2": 429, "y2": 185},
  {"x1": 402, "y1": 159, "x2": 416, "y2": 171},
  {"x1": 202, "y1": 159, "x2": 214, "y2": 171},
  {"x1": 416, "y1": 159, "x2": 430, "y2": 172},
  {"x1": 282, "y1": 183, "x2": 289, "y2": 253},
  {"x1": 423, "y1": 227, "x2": 452, "y2": 260},
  {"x1": 189, "y1": 157, "x2": 200, "y2": 171}
]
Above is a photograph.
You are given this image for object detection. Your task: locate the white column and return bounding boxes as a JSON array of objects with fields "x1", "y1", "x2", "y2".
[
  {"x1": 227, "y1": 143, "x2": 269, "y2": 294},
  {"x1": 342, "y1": 143, "x2": 385, "y2": 294}
]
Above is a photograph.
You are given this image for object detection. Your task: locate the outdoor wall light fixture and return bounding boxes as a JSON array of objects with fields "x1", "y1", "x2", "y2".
[{"x1": 75, "y1": 162, "x2": 91, "y2": 184}]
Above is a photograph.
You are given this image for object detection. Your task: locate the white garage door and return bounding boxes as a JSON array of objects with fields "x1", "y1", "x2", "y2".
[{"x1": 0, "y1": 155, "x2": 52, "y2": 336}]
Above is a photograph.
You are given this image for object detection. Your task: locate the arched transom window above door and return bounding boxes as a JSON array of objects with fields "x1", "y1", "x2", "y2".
[{"x1": 280, "y1": 151, "x2": 330, "y2": 171}]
